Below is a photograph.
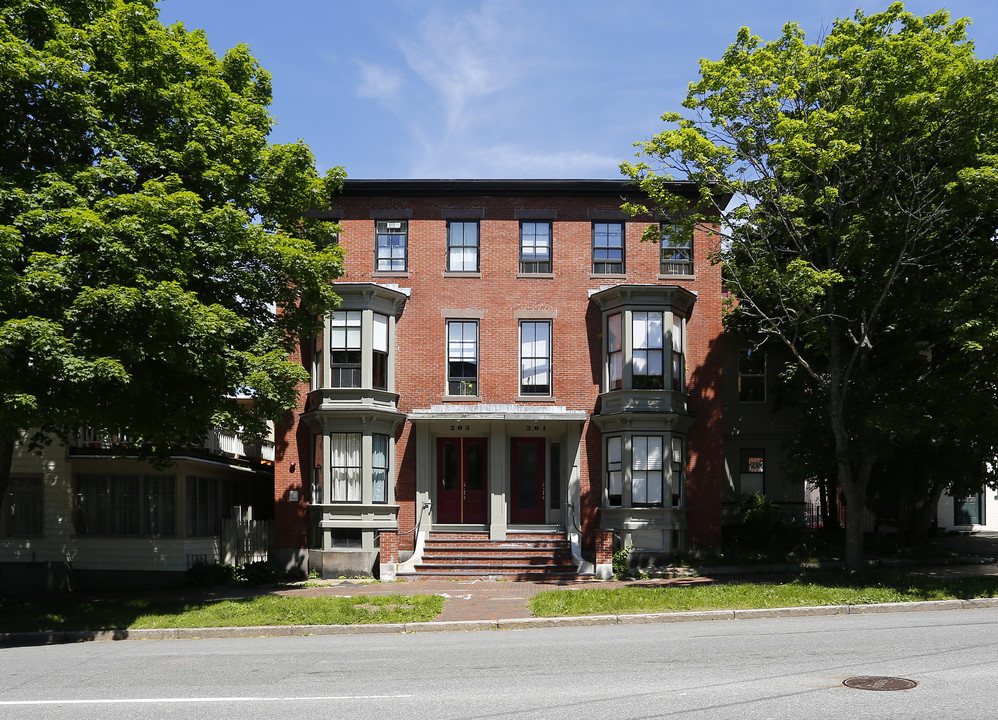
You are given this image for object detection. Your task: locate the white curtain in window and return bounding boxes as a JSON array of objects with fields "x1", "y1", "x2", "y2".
[
  {"x1": 372, "y1": 434, "x2": 388, "y2": 503},
  {"x1": 330, "y1": 433, "x2": 361, "y2": 502}
]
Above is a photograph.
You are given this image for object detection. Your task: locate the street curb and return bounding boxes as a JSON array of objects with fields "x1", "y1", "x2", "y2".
[{"x1": 3, "y1": 597, "x2": 998, "y2": 646}]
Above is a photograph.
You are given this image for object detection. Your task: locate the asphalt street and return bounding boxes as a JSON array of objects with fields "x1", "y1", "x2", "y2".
[{"x1": 2, "y1": 606, "x2": 997, "y2": 720}]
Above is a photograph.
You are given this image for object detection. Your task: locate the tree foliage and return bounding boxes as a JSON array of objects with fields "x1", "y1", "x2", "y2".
[
  {"x1": 0, "y1": 1, "x2": 345, "y2": 497},
  {"x1": 622, "y1": 3, "x2": 998, "y2": 570}
]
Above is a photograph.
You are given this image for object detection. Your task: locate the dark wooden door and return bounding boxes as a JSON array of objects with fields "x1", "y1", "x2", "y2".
[
  {"x1": 436, "y1": 437, "x2": 488, "y2": 524},
  {"x1": 510, "y1": 437, "x2": 545, "y2": 524}
]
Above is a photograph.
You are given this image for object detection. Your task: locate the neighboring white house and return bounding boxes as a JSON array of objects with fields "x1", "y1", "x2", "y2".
[
  {"x1": 1, "y1": 427, "x2": 275, "y2": 593},
  {"x1": 937, "y1": 489, "x2": 998, "y2": 533}
]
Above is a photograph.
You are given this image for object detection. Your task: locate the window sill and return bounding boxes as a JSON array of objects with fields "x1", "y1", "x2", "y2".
[
  {"x1": 516, "y1": 395, "x2": 557, "y2": 402},
  {"x1": 443, "y1": 272, "x2": 482, "y2": 278},
  {"x1": 657, "y1": 273, "x2": 695, "y2": 281},
  {"x1": 590, "y1": 273, "x2": 627, "y2": 280},
  {"x1": 516, "y1": 272, "x2": 555, "y2": 279},
  {"x1": 373, "y1": 271, "x2": 411, "y2": 278},
  {"x1": 441, "y1": 394, "x2": 481, "y2": 402}
]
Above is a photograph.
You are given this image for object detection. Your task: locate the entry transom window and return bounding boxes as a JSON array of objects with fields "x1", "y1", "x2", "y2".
[
  {"x1": 375, "y1": 220, "x2": 407, "y2": 272},
  {"x1": 520, "y1": 222, "x2": 552, "y2": 273},
  {"x1": 447, "y1": 320, "x2": 479, "y2": 395},
  {"x1": 447, "y1": 221, "x2": 480, "y2": 272},
  {"x1": 660, "y1": 222, "x2": 693, "y2": 275},
  {"x1": 330, "y1": 311, "x2": 362, "y2": 388},
  {"x1": 592, "y1": 222, "x2": 624, "y2": 274},
  {"x1": 520, "y1": 320, "x2": 551, "y2": 396}
]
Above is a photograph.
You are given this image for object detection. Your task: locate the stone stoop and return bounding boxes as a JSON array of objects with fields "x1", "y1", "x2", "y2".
[{"x1": 403, "y1": 531, "x2": 585, "y2": 580}]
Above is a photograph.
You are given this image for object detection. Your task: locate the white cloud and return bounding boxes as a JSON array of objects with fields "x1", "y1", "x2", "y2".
[
  {"x1": 355, "y1": 62, "x2": 403, "y2": 103},
  {"x1": 411, "y1": 143, "x2": 623, "y2": 180}
]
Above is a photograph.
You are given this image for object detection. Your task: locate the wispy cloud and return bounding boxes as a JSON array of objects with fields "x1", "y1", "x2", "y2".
[{"x1": 355, "y1": 62, "x2": 403, "y2": 103}]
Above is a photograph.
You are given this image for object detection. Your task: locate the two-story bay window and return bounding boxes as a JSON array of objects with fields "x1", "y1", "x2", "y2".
[
  {"x1": 330, "y1": 311, "x2": 362, "y2": 387},
  {"x1": 520, "y1": 222, "x2": 552, "y2": 273},
  {"x1": 447, "y1": 320, "x2": 479, "y2": 395},
  {"x1": 330, "y1": 433, "x2": 362, "y2": 502},
  {"x1": 631, "y1": 436, "x2": 664, "y2": 507},
  {"x1": 520, "y1": 320, "x2": 551, "y2": 396},
  {"x1": 375, "y1": 220, "x2": 407, "y2": 272},
  {"x1": 632, "y1": 312, "x2": 665, "y2": 389},
  {"x1": 447, "y1": 221, "x2": 479, "y2": 272},
  {"x1": 592, "y1": 222, "x2": 624, "y2": 274}
]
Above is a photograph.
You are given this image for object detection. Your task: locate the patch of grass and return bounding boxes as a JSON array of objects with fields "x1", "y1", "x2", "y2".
[
  {"x1": 528, "y1": 573, "x2": 998, "y2": 617},
  {"x1": 0, "y1": 594, "x2": 444, "y2": 633}
]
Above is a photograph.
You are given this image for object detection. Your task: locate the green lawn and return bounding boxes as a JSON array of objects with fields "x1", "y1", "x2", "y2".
[
  {"x1": 529, "y1": 573, "x2": 998, "y2": 617},
  {"x1": 0, "y1": 593, "x2": 444, "y2": 633}
]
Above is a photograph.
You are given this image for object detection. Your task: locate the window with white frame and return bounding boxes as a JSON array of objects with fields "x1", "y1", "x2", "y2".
[
  {"x1": 607, "y1": 313, "x2": 623, "y2": 390},
  {"x1": 672, "y1": 316, "x2": 684, "y2": 391},
  {"x1": 520, "y1": 320, "x2": 551, "y2": 396},
  {"x1": 6, "y1": 476, "x2": 42, "y2": 535},
  {"x1": 606, "y1": 436, "x2": 622, "y2": 507},
  {"x1": 520, "y1": 221, "x2": 551, "y2": 273},
  {"x1": 373, "y1": 313, "x2": 389, "y2": 390},
  {"x1": 631, "y1": 436, "x2": 664, "y2": 507},
  {"x1": 632, "y1": 311, "x2": 665, "y2": 389},
  {"x1": 592, "y1": 222, "x2": 624, "y2": 274},
  {"x1": 375, "y1": 220, "x2": 407, "y2": 272},
  {"x1": 671, "y1": 436, "x2": 684, "y2": 507},
  {"x1": 738, "y1": 349, "x2": 766, "y2": 402},
  {"x1": 330, "y1": 311, "x2": 362, "y2": 388},
  {"x1": 372, "y1": 434, "x2": 389, "y2": 503},
  {"x1": 447, "y1": 320, "x2": 479, "y2": 395},
  {"x1": 447, "y1": 221, "x2": 479, "y2": 272},
  {"x1": 660, "y1": 222, "x2": 693, "y2": 275},
  {"x1": 330, "y1": 433, "x2": 362, "y2": 502},
  {"x1": 76, "y1": 474, "x2": 177, "y2": 536}
]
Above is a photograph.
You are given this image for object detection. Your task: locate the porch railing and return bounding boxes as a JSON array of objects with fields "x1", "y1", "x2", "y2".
[{"x1": 71, "y1": 427, "x2": 275, "y2": 463}]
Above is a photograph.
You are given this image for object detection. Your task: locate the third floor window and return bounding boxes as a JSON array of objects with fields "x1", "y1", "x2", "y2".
[
  {"x1": 592, "y1": 222, "x2": 624, "y2": 274},
  {"x1": 520, "y1": 222, "x2": 552, "y2": 273},
  {"x1": 447, "y1": 221, "x2": 479, "y2": 272},
  {"x1": 375, "y1": 220, "x2": 407, "y2": 272}
]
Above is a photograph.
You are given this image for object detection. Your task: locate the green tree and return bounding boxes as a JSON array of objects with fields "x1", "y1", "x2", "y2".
[
  {"x1": 0, "y1": 1, "x2": 344, "y2": 505},
  {"x1": 622, "y1": 3, "x2": 998, "y2": 571}
]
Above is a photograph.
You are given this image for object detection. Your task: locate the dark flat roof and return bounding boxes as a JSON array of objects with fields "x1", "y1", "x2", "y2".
[{"x1": 338, "y1": 178, "x2": 702, "y2": 197}]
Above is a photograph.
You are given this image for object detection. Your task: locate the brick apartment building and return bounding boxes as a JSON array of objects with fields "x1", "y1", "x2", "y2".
[{"x1": 274, "y1": 179, "x2": 726, "y2": 579}]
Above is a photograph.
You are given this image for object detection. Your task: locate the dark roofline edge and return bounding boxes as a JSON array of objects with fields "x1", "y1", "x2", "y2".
[{"x1": 338, "y1": 178, "x2": 709, "y2": 198}]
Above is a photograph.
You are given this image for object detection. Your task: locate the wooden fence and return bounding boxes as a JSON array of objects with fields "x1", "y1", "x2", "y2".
[{"x1": 221, "y1": 519, "x2": 273, "y2": 567}]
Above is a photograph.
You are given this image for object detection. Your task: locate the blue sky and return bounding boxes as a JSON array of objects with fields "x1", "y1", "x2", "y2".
[{"x1": 155, "y1": 0, "x2": 998, "y2": 180}]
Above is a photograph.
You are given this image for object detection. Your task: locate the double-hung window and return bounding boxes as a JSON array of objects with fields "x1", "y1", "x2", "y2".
[
  {"x1": 520, "y1": 222, "x2": 551, "y2": 273},
  {"x1": 607, "y1": 313, "x2": 623, "y2": 390},
  {"x1": 520, "y1": 320, "x2": 551, "y2": 396},
  {"x1": 631, "y1": 436, "x2": 664, "y2": 507},
  {"x1": 447, "y1": 320, "x2": 479, "y2": 395},
  {"x1": 606, "y1": 437, "x2": 623, "y2": 507},
  {"x1": 372, "y1": 434, "x2": 389, "y2": 503},
  {"x1": 76, "y1": 474, "x2": 177, "y2": 536},
  {"x1": 592, "y1": 222, "x2": 624, "y2": 274},
  {"x1": 632, "y1": 312, "x2": 665, "y2": 389},
  {"x1": 330, "y1": 311, "x2": 362, "y2": 388},
  {"x1": 372, "y1": 313, "x2": 389, "y2": 390},
  {"x1": 330, "y1": 433, "x2": 362, "y2": 502},
  {"x1": 375, "y1": 220, "x2": 407, "y2": 272},
  {"x1": 6, "y1": 477, "x2": 42, "y2": 535},
  {"x1": 738, "y1": 349, "x2": 766, "y2": 402},
  {"x1": 660, "y1": 222, "x2": 693, "y2": 275},
  {"x1": 447, "y1": 221, "x2": 479, "y2": 272}
]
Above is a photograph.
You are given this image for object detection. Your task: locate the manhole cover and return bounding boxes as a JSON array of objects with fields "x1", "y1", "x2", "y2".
[{"x1": 843, "y1": 676, "x2": 917, "y2": 691}]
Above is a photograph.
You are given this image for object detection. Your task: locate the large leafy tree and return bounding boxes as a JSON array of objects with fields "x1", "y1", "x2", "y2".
[
  {"x1": 0, "y1": 1, "x2": 344, "y2": 503},
  {"x1": 622, "y1": 3, "x2": 998, "y2": 570}
]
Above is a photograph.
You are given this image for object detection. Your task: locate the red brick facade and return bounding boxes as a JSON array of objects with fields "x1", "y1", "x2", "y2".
[{"x1": 276, "y1": 180, "x2": 724, "y2": 574}]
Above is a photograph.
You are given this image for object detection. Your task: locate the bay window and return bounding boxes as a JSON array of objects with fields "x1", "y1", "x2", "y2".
[{"x1": 330, "y1": 433, "x2": 362, "y2": 502}]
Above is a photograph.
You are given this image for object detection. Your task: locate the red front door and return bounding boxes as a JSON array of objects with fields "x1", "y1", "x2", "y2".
[
  {"x1": 510, "y1": 437, "x2": 546, "y2": 524},
  {"x1": 436, "y1": 437, "x2": 488, "y2": 524}
]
